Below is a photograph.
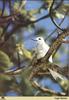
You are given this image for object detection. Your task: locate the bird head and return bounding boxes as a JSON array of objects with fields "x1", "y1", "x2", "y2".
[{"x1": 32, "y1": 37, "x2": 45, "y2": 45}]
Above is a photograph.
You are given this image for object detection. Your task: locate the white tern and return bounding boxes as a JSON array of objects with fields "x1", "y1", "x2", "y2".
[{"x1": 32, "y1": 37, "x2": 52, "y2": 63}]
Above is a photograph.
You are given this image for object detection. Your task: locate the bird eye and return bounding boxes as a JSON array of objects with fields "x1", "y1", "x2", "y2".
[{"x1": 38, "y1": 38, "x2": 41, "y2": 40}]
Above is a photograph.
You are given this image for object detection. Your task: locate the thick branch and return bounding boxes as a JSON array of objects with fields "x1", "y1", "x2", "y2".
[{"x1": 42, "y1": 29, "x2": 69, "y2": 62}]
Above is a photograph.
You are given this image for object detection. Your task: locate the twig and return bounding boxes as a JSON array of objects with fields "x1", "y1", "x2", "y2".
[
  {"x1": 45, "y1": 9, "x2": 68, "y2": 41},
  {"x1": 1, "y1": 0, "x2": 6, "y2": 16},
  {"x1": 0, "y1": 0, "x2": 65, "y2": 43},
  {"x1": 32, "y1": 14, "x2": 49, "y2": 23},
  {"x1": 32, "y1": 0, "x2": 63, "y2": 23},
  {"x1": 37, "y1": 72, "x2": 50, "y2": 76},
  {"x1": 8, "y1": 0, "x2": 13, "y2": 14},
  {"x1": 34, "y1": 91, "x2": 40, "y2": 96},
  {"x1": 49, "y1": 0, "x2": 64, "y2": 31},
  {"x1": 63, "y1": 40, "x2": 69, "y2": 44},
  {"x1": 32, "y1": 81, "x2": 66, "y2": 96},
  {"x1": 17, "y1": 51, "x2": 21, "y2": 68},
  {"x1": 0, "y1": 24, "x2": 20, "y2": 47},
  {"x1": 0, "y1": 68, "x2": 22, "y2": 75},
  {"x1": 54, "y1": 0, "x2": 63, "y2": 10},
  {"x1": 0, "y1": 14, "x2": 17, "y2": 27},
  {"x1": 0, "y1": 22, "x2": 10, "y2": 39},
  {"x1": 18, "y1": 0, "x2": 26, "y2": 11}
]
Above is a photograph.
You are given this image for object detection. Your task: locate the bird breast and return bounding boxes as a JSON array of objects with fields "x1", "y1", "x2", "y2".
[{"x1": 36, "y1": 43, "x2": 49, "y2": 59}]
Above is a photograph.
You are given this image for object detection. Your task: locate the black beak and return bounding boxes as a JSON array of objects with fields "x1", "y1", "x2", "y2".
[{"x1": 31, "y1": 38, "x2": 37, "y2": 41}]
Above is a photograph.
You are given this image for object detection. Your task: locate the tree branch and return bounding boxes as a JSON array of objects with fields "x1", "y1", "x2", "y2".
[
  {"x1": 1, "y1": 0, "x2": 6, "y2": 16},
  {"x1": 32, "y1": 81, "x2": 66, "y2": 96},
  {"x1": 0, "y1": 0, "x2": 66, "y2": 44},
  {"x1": 28, "y1": 30, "x2": 69, "y2": 81},
  {"x1": 0, "y1": 68, "x2": 22, "y2": 75},
  {"x1": 8, "y1": 0, "x2": 13, "y2": 14},
  {"x1": 42, "y1": 29, "x2": 69, "y2": 63},
  {"x1": 45, "y1": 8, "x2": 68, "y2": 41},
  {"x1": 49, "y1": 0, "x2": 65, "y2": 31},
  {"x1": 0, "y1": 30, "x2": 69, "y2": 79},
  {"x1": 63, "y1": 40, "x2": 69, "y2": 44}
]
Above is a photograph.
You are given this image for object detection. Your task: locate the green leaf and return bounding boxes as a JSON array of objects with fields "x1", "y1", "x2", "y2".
[
  {"x1": 14, "y1": 2, "x2": 19, "y2": 10},
  {"x1": 0, "y1": 74, "x2": 12, "y2": 80},
  {"x1": 16, "y1": 43, "x2": 32, "y2": 60},
  {"x1": 14, "y1": 1, "x2": 26, "y2": 14},
  {"x1": 0, "y1": 50, "x2": 13, "y2": 71},
  {"x1": 19, "y1": 0, "x2": 26, "y2": 10},
  {"x1": 28, "y1": 9, "x2": 39, "y2": 15},
  {"x1": 20, "y1": 9, "x2": 27, "y2": 16},
  {"x1": 43, "y1": 0, "x2": 53, "y2": 10},
  {"x1": 30, "y1": 16, "x2": 36, "y2": 21},
  {"x1": 55, "y1": 11, "x2": 64, "y2": 19}
]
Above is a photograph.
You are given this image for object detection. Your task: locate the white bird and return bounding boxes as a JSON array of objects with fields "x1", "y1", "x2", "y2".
[{"x1": 32, "y1": 37, "x2": 52, "y2": 63}]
